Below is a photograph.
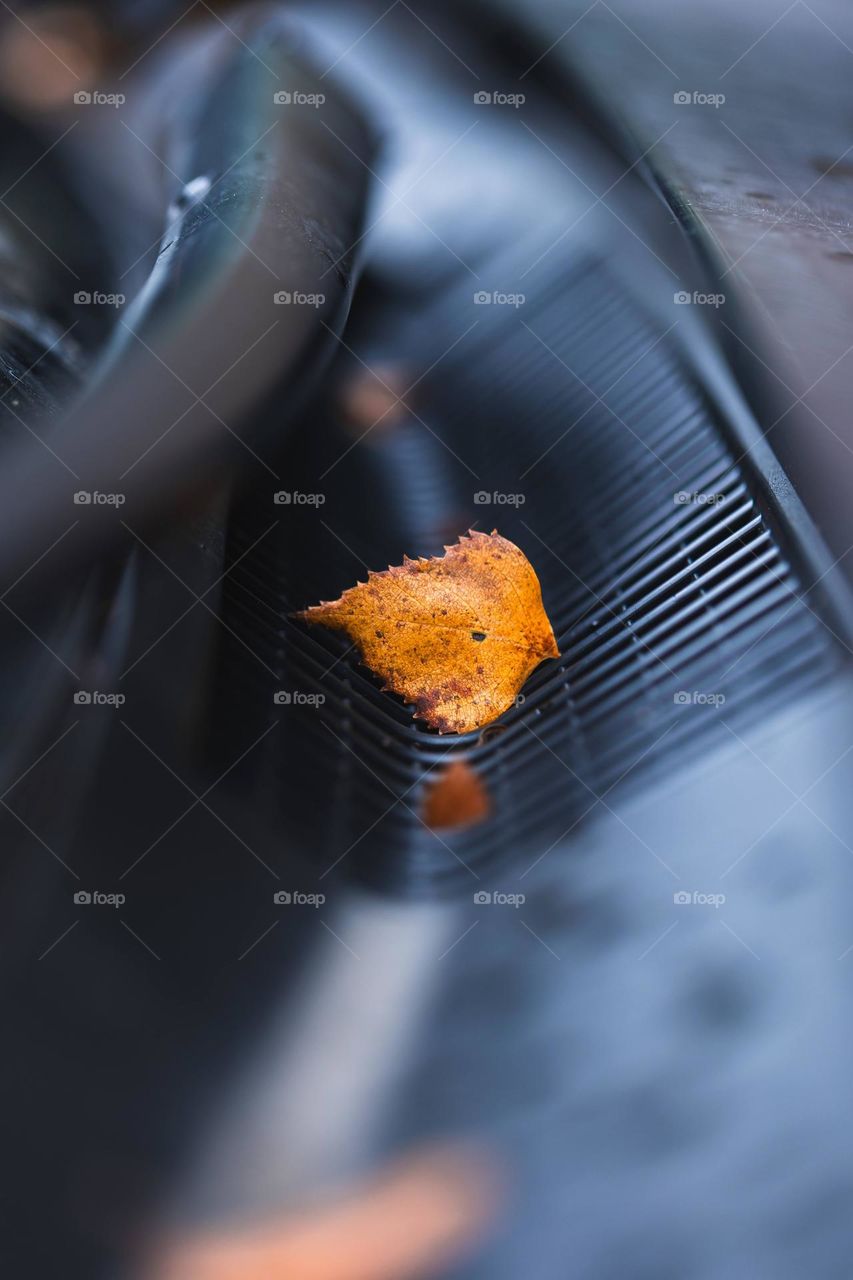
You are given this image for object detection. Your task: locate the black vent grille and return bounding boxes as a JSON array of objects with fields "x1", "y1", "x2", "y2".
[{"x1": 214, "y1": 252, "x2": 841, "y2": 894}]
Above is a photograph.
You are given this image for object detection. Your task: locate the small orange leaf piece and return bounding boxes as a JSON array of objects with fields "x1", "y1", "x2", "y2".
[
  {"x1": 423, "y1": 759, "x2": 492, "y2": 830},
  {"x1": 296, "y1": 530, "x2": 559, "y2": 734}
]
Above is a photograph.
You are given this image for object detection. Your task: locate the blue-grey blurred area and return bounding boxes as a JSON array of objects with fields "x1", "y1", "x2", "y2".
[
  {"x1": 164, "y1": 4, "x2": 853, "y2": 1279},
  {"x1": 501, "y1": 0, "x2": 853, "y2": 575},
  {"x1": 175, "y1": 690, "x2": 853, "y2": 1280},
  {"x1": 0, "y1": 3, "x2": 852, "y2": 1280}
]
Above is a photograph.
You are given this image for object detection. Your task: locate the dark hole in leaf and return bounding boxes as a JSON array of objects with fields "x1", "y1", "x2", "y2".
[{"x1": 471, "y1": 631, "x2": 487, "y2": 642}]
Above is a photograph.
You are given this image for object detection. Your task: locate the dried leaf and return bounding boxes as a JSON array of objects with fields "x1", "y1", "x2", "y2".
[
  {"x1": 339, "y1": 364, "x2": 411, "y2": 435},
  {"x1": 423, "y1": 759, "x2": 492, "y2": 830},
  {"x1": 150, "y1": 1147, "x2": 496, "y2": 1280},
  {"x1": 296, "y1": 530, "x2": 558, "y2": 734}
]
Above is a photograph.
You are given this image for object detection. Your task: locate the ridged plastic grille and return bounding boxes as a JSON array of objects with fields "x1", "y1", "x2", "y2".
[{"x1": 214, "y1": 253, "x2": 840, "y2": 893}]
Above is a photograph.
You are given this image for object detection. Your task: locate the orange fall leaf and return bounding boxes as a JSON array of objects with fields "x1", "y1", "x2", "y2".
[
  {"x1": 423, "y1": 759, "x2": 492, "y2": 830},
  {"x1": 297, "y1": 530, "x2": 558, "y2": 734}
]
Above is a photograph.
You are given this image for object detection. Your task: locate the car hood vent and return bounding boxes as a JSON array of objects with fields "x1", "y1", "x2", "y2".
[{"x1": 213, "y1": 251, "x2": 842, "y2": 895}]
